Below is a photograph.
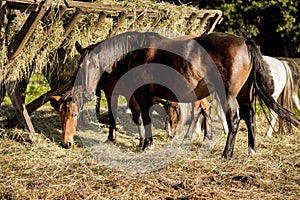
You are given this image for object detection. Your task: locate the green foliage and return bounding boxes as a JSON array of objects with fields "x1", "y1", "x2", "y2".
[
  {"x1": 25, "y1": 74, "x2": 51, "y2": 105},
  {"x1": 166, "y1": 0, "x2": 299, "y2": 57},
  {"x1": 2, "y1": 74, "x2": 51, "y2": 105}
]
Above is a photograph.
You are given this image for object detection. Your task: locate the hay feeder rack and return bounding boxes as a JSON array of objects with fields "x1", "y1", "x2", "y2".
[{"x1": 0, "y1": 0, "x2": 222, "y2": 134}]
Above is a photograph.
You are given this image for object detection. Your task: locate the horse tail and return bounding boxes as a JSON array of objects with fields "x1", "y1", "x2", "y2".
[
  {"x1": 277, "y1": 62, "x2": 294, "y2": 133},
  {"x1": 245, "y1": 40, "x2": 300, "y2": 127}
]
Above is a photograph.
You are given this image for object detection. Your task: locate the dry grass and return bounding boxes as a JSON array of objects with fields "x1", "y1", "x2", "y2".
[{"x1": 0, "y1": 104, "x2": 299, "y2": 199}]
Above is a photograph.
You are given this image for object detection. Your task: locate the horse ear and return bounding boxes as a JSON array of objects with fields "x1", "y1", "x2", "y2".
[
  {"x1": 50, "y1": 96, "x2": 62, "y2": 111},
  {"x1": 75, "y1": 41, "x2": 83, "y2": 54}
]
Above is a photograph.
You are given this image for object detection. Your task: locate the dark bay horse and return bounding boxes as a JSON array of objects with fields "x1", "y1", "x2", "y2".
[{"x1": 75, "y1": 31, "x2": 299, "y2": 158}]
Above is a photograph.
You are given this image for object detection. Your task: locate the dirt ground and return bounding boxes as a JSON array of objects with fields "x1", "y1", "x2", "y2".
[{"x1": 0, "y1": 105, "x2": 299, "y2": 199}]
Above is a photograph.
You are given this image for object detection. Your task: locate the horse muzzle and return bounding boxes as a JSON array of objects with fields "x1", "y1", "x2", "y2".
[{"x1": 62, "y1": 136, "x2": 74, "y2": 149}]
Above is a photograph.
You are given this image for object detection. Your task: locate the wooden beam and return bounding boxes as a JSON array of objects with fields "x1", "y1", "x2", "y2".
[
  {"x1": 0, "y1": 0, "x2": 7, "y2": 29},
  {"x1": 94, "y1": 11, "x2": 107, "y2": 32},
  {"x1": 150, "y1": 13, "x2": 162, "y2": 29},
  {"x1": 207, "y1": 13, "x2": 223, "y2": 34},
  {"x1": 63, "y1": 8, "x2": 83, "y2": 38},
  {"x1": 199, "y1": 13, "x2": 211, "y2": 32},
  {"x1": 184, "y1": 12, "x2": 198, "y2": 34},
  {"x1": 107, "y1": 11, "x2": 127, "y2": 37},
  {"x1": 38, "y1": 6, "x2": 66, "y2": 51},
  {"x1": 6, "y1": 82, "x2": 35, "y2": 132},
  {"x1": 4, "y1": 0, "x2": 40, "y2": 12},
  {"x1": 4, "y1": 80, "x2": 72, "y2": 128},
  {"x1": 7, "y1": 0, "x2": 49, "y2": 60}
]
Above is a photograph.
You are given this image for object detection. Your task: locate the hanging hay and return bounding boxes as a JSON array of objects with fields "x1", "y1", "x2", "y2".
[{"x1": 0, "y1": 0, "x2": 218, "y2": 86}]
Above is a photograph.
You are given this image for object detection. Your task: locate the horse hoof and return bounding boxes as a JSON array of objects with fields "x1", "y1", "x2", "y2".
[
  {"x1": 138, "y1": 139, "x2": 145, "y2": 147},
  {"x1": 143, "y1": 144, "x2": 154, "y2": 152},
  {"x1": 105, "y1": 138, "x2": 115, "y2": 144},
  {"x1": 184, "y1": 135, "x2": 193, "y2": 140},
  {"x1": 222, "y1": 151, "x2": 233, "y2": 159},
  {"x1": 248, "y1": 147, "x2": 256, "y2": 155},
  {"x1": 125, "y1": 108, "x2": 132, "y2": 114}
]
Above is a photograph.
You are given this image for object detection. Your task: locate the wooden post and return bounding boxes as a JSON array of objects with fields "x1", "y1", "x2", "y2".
[
  {"x1": 6, "y1": 82, "x2": 35, "y2": 132},
  {"x1": 63, "y1": 8, "x2": 83, "y2": 38}
]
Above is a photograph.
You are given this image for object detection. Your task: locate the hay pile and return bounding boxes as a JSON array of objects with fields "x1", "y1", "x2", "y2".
[
  {"x1": 0, "y1": 0, "x2": 211, "y2": 87},
  {"x1": 0, "y1": 104, "x2": 299, "y2": 199}
]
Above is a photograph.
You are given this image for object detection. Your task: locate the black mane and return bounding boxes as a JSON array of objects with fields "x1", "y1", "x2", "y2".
[{"x1": 91, "y1": 31, "x2": 165, "y2": 72}]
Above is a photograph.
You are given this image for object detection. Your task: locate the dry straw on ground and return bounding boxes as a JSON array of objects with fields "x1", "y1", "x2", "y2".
[{"x1": 0, "y1": 104, "x2": 299, "y2": 199}]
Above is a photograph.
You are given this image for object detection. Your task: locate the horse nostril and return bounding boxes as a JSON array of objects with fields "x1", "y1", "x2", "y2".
[{"x1": 63, "y1": 141, "x2": 73, "y2": 149}]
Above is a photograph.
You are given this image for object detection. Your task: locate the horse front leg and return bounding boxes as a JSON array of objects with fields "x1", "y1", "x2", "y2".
[
  {"x1": 135, "y1": 96, "x2": 154, "y2": 151},
  {"x1": 184, "y1": 102, "x2": 202, "y2": 139},
  {"x1": 202, "y1": 108, "x2": 212, "y2": 140},
  {"x1": 222, "y1": 95, "x2": 240, "y2": 158},
  {"x1": 105, "y1": 92, "x2": 118, "y2": 143},
  {"x1": 95, "y1": 84, "x2": 102, "y2": 119}
]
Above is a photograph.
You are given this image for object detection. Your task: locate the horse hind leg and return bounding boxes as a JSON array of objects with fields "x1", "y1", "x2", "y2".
[
  {"x1": 239, "y1": 102, "x2": 256, "y2": 155},
  {"x1": 222, "y1": 95, "x2": 240, "y2": 158}
]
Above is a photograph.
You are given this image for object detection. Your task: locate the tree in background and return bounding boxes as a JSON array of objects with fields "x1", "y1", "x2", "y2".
[{"x1": 165, "y1": 0, "x2": 299, "y2": 57}]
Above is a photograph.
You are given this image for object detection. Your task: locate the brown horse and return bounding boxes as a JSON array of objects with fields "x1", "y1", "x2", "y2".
[
  {"x1": 50, "y1": 89, "x2": 79, "y2": 148},
  {"x1": 75, "y1": 31, "x2": 299, "y2": 158},
  {"x1": 164, "y1": 94, "x2": 229, "y2": 140}
]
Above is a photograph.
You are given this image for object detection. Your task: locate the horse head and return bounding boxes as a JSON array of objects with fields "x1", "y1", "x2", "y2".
[
  {"x1": 75, "y1": 41, "x2": 101, "y2": 101},
  {"x1": 50, "y1": 93, "x2": 79, "y2": 148},
  {"x1": 163, "y1": 101, "x2": 181, "y2": 138}
]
